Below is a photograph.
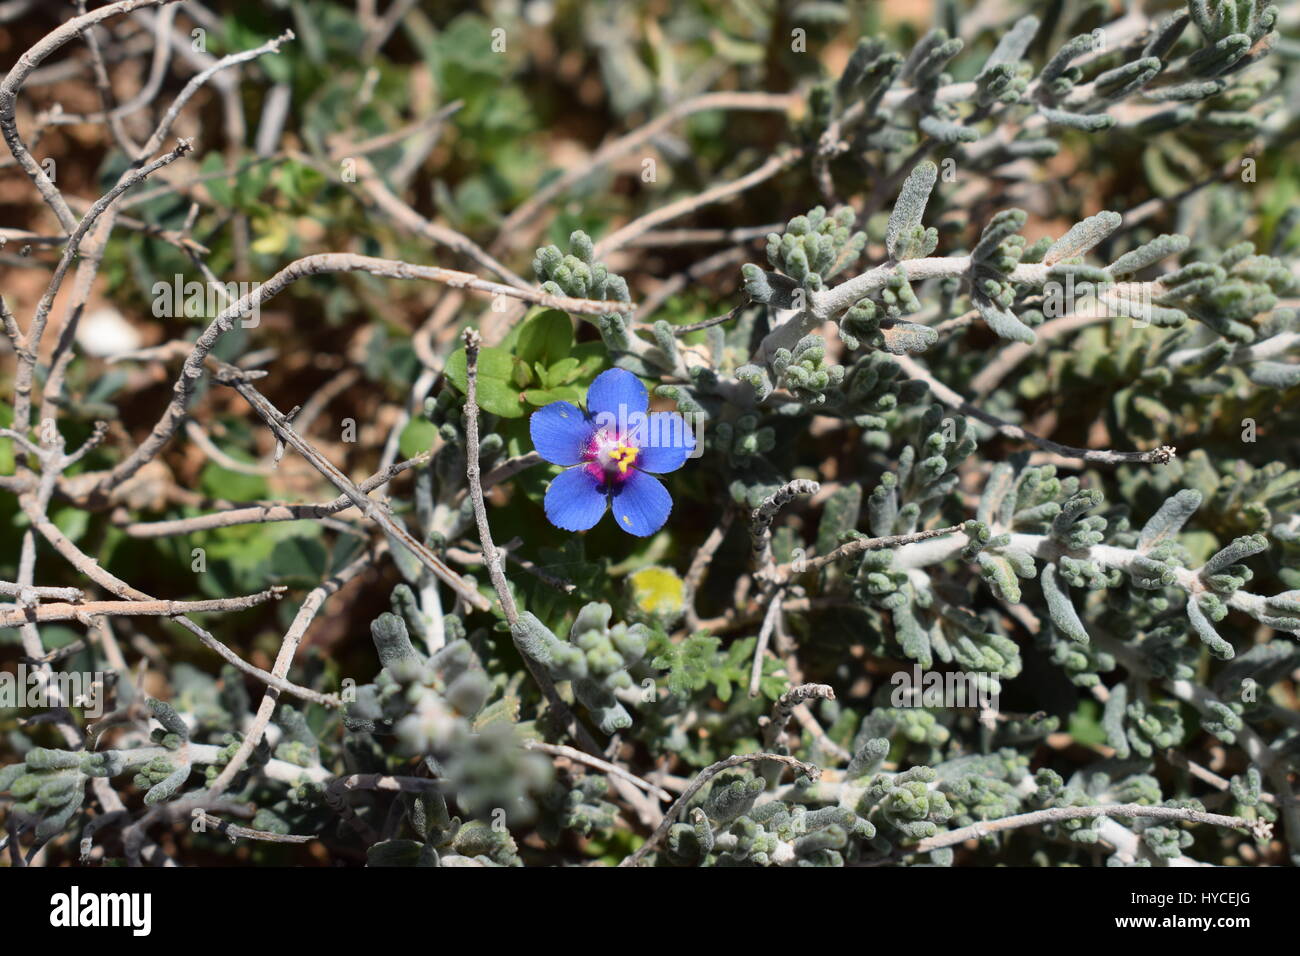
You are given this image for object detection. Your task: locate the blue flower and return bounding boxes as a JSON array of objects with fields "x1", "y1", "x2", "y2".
[{"x1": 529, "y1": 368, "x2": 695, "y2": 536}]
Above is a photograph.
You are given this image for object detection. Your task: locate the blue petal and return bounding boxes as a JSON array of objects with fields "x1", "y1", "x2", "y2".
[
  {"x1": 544, "y1": 466, "x2": 608, "y2": 532},
  {"x1": 632, "y1": 412, "x2": 696, "y2": 474},
  {"x1": 586, "y1": 368, "x2": 647, "y2": 427},
  {"x1": 530, "y1": 401, "x2": 595, "y2": 466},
  {"x1": 610, "y1": 469, "x2": 672, "y2": 537}
]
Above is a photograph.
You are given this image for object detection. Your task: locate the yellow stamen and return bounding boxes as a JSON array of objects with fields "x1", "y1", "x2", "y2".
[{"x1": 609, "y1": 444, "x2": 638, "y2": 474}]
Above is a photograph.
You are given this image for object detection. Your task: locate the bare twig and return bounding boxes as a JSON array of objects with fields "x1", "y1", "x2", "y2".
[
  {"x1": 210, "y1": 359, "x2": 491, "y2": 611},
  {"x1": 595, "y1": 149, "x2": 803, "y2": 257},
  {"x1": 344, "y1": 154, "x2": 529, "y2": 288},
  {"x1": 446, "y1": 541, "x2": 576, "y2": 594},
  {"x1": 0, "y1": 0, "x2": 185, "y2": 233},
  {"x1": 480, "y1": 451, "x2": 544, "y2": 489},
  {"x1": 462, "y1": 328, "x2": 522, "y2": 624},
  {"x1": 464, "y1": 328, "x2": 664, "y2": 828},
  {"x1": 892, "y1": 354, "x2": 1177, "y2": 466},
  {"x1": 0, "y1": 581, "x2": 83, "y2": 601},
  {"x1": 204, "y1": 545, "x2": 383, "y2": 799},
  {"x1": 683, "y1": 508, "x2": 734, "y2": 631},
  {"x1": 783, "y1": 524, "x2": 968, "y2": 579},
  {"x1": 761, "y1": 683, "x2": 836, "y2": 751},
  {"x1": 912, "y1": 804, "x2": 1270, "y2": 854},
  {"x1": 96, "y1": 253, "x2": 626, "y2": 499},
  {"x1": 621, "y1": 752, "x2": 821, "y2": 867},
  {"x1": 49, "y1": 5, "x2": 178, "y2": 128},
  {"x1": 119, "y1": 447, "x2": 435, "y2": 538},
  {"x1": 749, "y1": 588, "x2": 785, "y2": 698},
  {"x1": 750, "y1": 479, "x2": 820, "y2": 572},
  {"x1": 193, "y1": 813, "x2": 315, "y2": 844},
  {"x1": 492, "y1": 91, "x2": 797, "y2": 253},
  {"x1": 14, "y1": 139, "x2": 193, "y2": 452},
  {"x1": 18, "y1": 494, "x2": 336, "y2": 705},
  {"x1": 0, "y1": 588, "x2": 284, "y2": 628},
  {"x1": 524, "y1": 741, "x2": 671, "y2": 802}
]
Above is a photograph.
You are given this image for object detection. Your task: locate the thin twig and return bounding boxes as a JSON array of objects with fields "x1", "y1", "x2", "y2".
[
  {"x1": 119, "y1": 447, "x2": 435, "y2": 538},
  {"x1": 647, "y1": 304, "x2": 745, "y2": 336},
  {"x1": 211, "y1": 359, "x2": 490, "y2": 611},
  {"x1": 893, "y1": 354, "x2": 1177, "y2": 466},
  {"x1": 912, "y1": 803, "x2": 1270, "y2": 854},
  {"x1": 464, "y1": 328, "x2": 664, "y2": 828},
  {"x1": 0, "y1": 588, "x2": 284, "y2": 628},
  {"x1": 524, "y1": 741, "x2": 672, "y2": 802},
  {"x1": 620, "y1": 752, "x2": 821, "y2": 867},
  {"x1": 0, "y1": 0, "x2": 185, "y2": 233},
  {"x1": 95, "y1": 253, "x2": 626, "y2": 500},
  {"x1": 761, "y1": 683, "x2": 836, "y2": 751},
  {"x1": 13, "y1": 139, "x2": 193, "y2": 451},
  {"x1": 344, "y1": 154, "x2": 529, "y2": 288},
  {"x1": 0, "y1": 581, "x2": 82, "y2": 601},
  {"x1": 749, "y1": 586, "x2": 784, "y2": 698},
  {"x1": 784, "y1": 524, "x2": 968, "y2": 579},
  {"x1": 16, "y1": 490, "x2": 333, "y2": 705},
  {"x1": 595, "y1": 149, "x2": 803, "y2": 257},
  {"x1": 462, "y1": 328, "x2": 521, "y2": 624},
  {"x1": 446, "y1": 542, "x2": 576, "y2": 594},
  {"x1": 194, "y1": 812, "x2": 315, "y2": 844},
  {"x1": 750, "y1": 479, "x2": 820, "y2": 573},
  {"x1": 203, "y1": 545, "x2": 382, "y2": 799},
  {"x1": 492, "y1": 91, "x2": 797, "y2": 254},
  {"x1": 683, "y1": 508, "x2": 734, "y2": 631}
]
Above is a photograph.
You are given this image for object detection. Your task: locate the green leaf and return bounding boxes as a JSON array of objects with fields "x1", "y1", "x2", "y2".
[
  {"x1": 446, "y1": 345, "x2": 512, "y2": 392},
  {"x1": 199, "y1": 462, "x2": 268, "y2": 501},
  {"x1": 515, "y1": 309, "x2": 573, "y2": 366},
  {"x1": 511, "y1": 355, "x2": 534, "y2": 389},
  {"x1": 398, "y1": 418, "x2": 437, "y2": 459},
  {"x1": 200, "y1": 152, "x2": 232, "y2": 206},
  {"x1": 544, "y1": 357, "x2": 582, "y2": 386},
  {"x1": 652, "y1": 633, "x2": 721, "y2": 699},
  {"x1": 569, "y1": 342, "x2": 607, "y2": 380},
  {"x1": 1069, "y1": 699, "x2": 1108, "y2": 747},
  {"x1": 885, "y1": 161, "x2": 938, "y2": 260},
  {"x1": 548, "y1": 385, "x2": 584, "y2": 403},
  {"x1": 270, "y1": 536, "x2": 328, "y2": 587},
  {"x1": 524, "y1": 386, "x2": 582, "y2": 407},
  {"x1": 477, "y1": 380, "x2": 528, "y2": 418},
  {"x1": 445, "y1": 346, "x2": 527, "y2": 418},
  {"x1": 51, "y1": 506, "x2": 90, "y2": 544}
]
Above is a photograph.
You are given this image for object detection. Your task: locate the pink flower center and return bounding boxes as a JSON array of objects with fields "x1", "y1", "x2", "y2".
[{"x1": 583, "y1": 428, "x2": 640, "y2": 484}]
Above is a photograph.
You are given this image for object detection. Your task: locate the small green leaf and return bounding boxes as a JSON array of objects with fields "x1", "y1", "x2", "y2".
[
  {"x1": 515, "y1": 309, "x2": 573, "y2": 366},
  {"x1": 569, "y1": 342, "x2": 607, "y2": 380},
  {"x1": 548, "y1": 385, "x2": 583, "y2": 403},
  {"x1": 199, "y1": 462, "x2": 267, "y2": 501},
  {"x1": 1069, "y1": 699, "x2": 1108, "y2": 747},
  {"x1": 444, "y1": 346, "x2": 527, "y2": 418},
  {"x1": 270, "y1": 536, "x2": 328, "y2": 587},
  {"x1": 201, "y1": 152, "x2": 232, "y2": 206},
  {"x1": 476, "y1": 379, "x2": 528, "y2": 418},
  {"x1": 511, "y1": 356, "x2": 534, "y2": 390},
  {"x1": 524, "y1": 389, "x2": 560, "y2": 406},
  {"x1": 398, "y1": 418, "x2": 437, "y2": 459},
  {"x1": 52, "y1": 506, "x2": 90, "y2": 544},
  {"x1": 544, "y1": 357, "x2": 582, "y2": 386},
  {"x1": 445, "y1": 345, "x2": 512, "y2": 392}
]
